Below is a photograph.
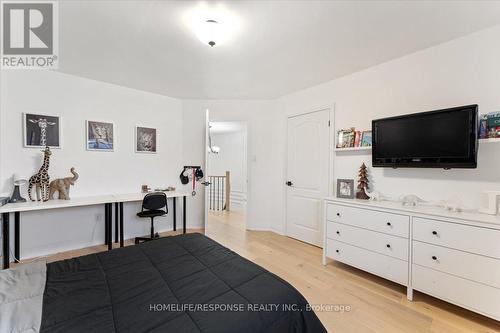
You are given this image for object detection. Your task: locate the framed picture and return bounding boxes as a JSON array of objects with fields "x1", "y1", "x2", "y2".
[
  {"x1": 361, "y1": 130, "x2": 372, "y2": 147},
  {"x1": 337, "y1": 129, "x2": 355, "y2": 148},
  {"x1": 86, "y1": 120, "x2": 114, "y2": 151},
  {"x1": 135, "y1": 126, "x2": 157, "y2": 153},
  {"x1": 336, "y1": 179, "x2": 355, "y2": 199},
  {"x1": 23, "y1": 113, "x2": 61, "y2": 148}
]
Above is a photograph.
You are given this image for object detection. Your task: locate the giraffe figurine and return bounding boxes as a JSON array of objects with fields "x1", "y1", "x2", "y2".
[{"x1": 28, "y1": 147, "x2": 52, "y2": 202}]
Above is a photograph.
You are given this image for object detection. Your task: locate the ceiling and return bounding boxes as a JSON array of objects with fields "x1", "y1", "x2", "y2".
[{"x1": 58, "y1": 1, "x2": 500, "y2": 100}]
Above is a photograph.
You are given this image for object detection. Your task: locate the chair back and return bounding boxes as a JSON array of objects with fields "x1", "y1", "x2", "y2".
[{"x1": 142, "y1": 192, "x2": 168, "y2": 213}]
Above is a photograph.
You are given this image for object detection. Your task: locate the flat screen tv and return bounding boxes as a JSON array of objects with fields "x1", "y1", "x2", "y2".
[{"x1": 372, "y1": 105, "x2": 478, "y2": 169}]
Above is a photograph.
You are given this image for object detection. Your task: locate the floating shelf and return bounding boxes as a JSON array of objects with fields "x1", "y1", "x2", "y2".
[
  {"x1": 334, "y1": 146, "x2": 372, "y2": 152},
  {"x1": 479, "y1": 138, "x2": 500, "y2": 144}
]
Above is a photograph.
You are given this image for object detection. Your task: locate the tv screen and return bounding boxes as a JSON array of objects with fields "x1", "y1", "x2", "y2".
[{"x1": 372, "y1": 105, "x2": 478, "y2": 169}]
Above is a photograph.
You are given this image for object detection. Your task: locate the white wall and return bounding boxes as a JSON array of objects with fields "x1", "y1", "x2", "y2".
[
  {"x1": 0, "y1": 70, "x2": 185, "y2": 260},
  {"x1": 208, "y1": 130, "x2": 248, "y2": 208},
  {"x1": 274, "y1": 25, "x2": 500, "y2": 233}
]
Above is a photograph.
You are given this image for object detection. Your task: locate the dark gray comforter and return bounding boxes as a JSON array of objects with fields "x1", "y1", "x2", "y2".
[{"x1": 40, "y1": 233, "x2": 326, "y2": 333}]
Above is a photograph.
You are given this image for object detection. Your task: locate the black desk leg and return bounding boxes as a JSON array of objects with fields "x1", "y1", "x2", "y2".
[
  {"x1": 119, "y1": 202, "x2": 124, "y2": 248},
  {"x1": 183, "y1": 196, "x2": 186, "y2": 234},
  {"x1": 114, "y1": 203, "x2": 119, "y2": 243},
  {"x1": 107, "y1": 203, "x2": 112, "y2": 251},
  {"x1": 2, "y1": 213, "x2": 9, "y2": 269},
  {"x1": 14, "y1": 212, "x2": 20, "y2": 262},
  {"x1": 173, "y1": 197, "x2": 177, "y2": 232},
  {"x1": 104, "y1": 204, "x2": 109, "y2": 246}
]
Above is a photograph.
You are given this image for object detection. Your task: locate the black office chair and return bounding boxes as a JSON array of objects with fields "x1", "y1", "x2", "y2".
[{"x1": 135, "y1": 192, "x2": 168, "y2": 244}]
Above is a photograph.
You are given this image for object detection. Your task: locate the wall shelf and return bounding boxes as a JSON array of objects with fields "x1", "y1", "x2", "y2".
[
  {"x1": 334, "y1": 146, "x2": 372, "y2": 152},
  {"x1": 479, "y1": 138, "x2": 500, "y2": 144}
]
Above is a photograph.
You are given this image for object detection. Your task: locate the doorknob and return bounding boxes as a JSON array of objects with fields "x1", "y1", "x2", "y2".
[
  {"x1": 201, "y1": 182, "x2": 211, "y2": 186},
  {"x1": 286, "y1": 181, "x2": 293, "y2": 186}
]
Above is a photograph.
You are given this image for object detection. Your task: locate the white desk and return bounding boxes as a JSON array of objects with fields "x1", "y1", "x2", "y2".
[{"x1": 1, "y1": 191, "x2": 190, "y2": 269}]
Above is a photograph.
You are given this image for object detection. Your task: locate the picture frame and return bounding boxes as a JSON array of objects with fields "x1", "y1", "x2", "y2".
[
  {"x1": 135, "y1": 126, "x2": 157, "y2": 153},
  {"x1": 86, "y1": 120, "x2": 114, "y2": 151},
  {"x1": 23, "y1": 113, "x2": 62, "y2": 148},
  {"x1": 336, "y1": 179, "x2": 355, "y2": 199},
  {"x1": 361, "y1": 130, "x2": 372, "y2": 147},
  {"x1": 337, "y1": 129, "x2": 355, "y2": 148}
]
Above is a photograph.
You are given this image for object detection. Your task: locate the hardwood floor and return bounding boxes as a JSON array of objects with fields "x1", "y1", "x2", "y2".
[{"x1": 15, "y1": 209, "x2": 500, "y2": 333}]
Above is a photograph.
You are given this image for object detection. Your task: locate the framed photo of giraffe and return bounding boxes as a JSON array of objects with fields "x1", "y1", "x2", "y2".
[
  {"x1": 135, "y1": 126, "x2": 157, "y2": 153},
  {"x1": 23, "y1": 113, "x2": 61, "y2": 148},
  {"x1": 86, "y1": 120, "x2": 114, "y2": 151}
]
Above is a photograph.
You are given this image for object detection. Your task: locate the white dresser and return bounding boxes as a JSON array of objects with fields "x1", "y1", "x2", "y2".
[{"x1": 323, "y1": 197, "x2": 500, "y2": 321}]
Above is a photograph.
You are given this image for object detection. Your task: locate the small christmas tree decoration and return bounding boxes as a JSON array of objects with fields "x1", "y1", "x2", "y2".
[{"x1": 356, "y1": 163, "x2": 370, "y2": 200}]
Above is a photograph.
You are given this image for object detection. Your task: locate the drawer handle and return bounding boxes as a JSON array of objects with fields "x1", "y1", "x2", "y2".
[
  {"x1": 386, "y1": 244, "x2": 391, "y2": 248},
  {"x1": 386, "y1": 222, "x2": 392, "y2": 227},
  {"x1": 432, "y1": 231, "x2": 438, "y2": 236},
  {"x1": 432, "y1": 256, "x2": 438, "y2": 261},
  {"x1": 336, "y1": 231, "x2": 340, "y2": 235},
  {"x1": 336, "y1": 249, "x2": 340, "y2": 253},
  {"x1": 336, "y1": 213, "x2": 341, "y2": 217}
]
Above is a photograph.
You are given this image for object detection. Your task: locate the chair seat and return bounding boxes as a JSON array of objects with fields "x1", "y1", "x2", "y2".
[{"x1": 137, "y1": 209, "x2": 166, "y2": 218}]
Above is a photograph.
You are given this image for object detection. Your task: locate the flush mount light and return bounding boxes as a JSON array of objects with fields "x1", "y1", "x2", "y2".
[
  {"x1": 184, "y1": 4, "x2": 241, "y2": 48},
  {"x1": 205, "y1": 19, "x2": 218, "y2": 47}
]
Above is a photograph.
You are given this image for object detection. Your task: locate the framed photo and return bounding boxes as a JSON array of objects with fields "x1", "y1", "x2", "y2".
[
  {"x1": 135, "y1": 126, "x2": 157, "y2": 153},
  {"x1": 361, "y1": 130, "x2": 372, "y2": 147},
  {"x1": 23, "y1": 113, "x2": 61, "y2": 148},
  {"x1": 336, "y1": 179, "x2": 355, "y2": 199},
  {"x1": 337, "y1": 129, "x2": 355, "y2": 148},
  {"x1": 86, "y1": 120, "x2": 114, "y2": 151}
]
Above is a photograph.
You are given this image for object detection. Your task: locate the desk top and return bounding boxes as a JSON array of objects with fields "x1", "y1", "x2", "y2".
[{"x1": 0, "y1": 191, "x2": 190, "y2": 213}]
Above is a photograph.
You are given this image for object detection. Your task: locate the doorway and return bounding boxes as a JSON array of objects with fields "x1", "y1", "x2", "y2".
[
  {"x1": 285, "y1": 109, "x2": 331, "y2": 246},
  {"x1": 205, "y1": 121, "x2": 248, "y2": 235}
]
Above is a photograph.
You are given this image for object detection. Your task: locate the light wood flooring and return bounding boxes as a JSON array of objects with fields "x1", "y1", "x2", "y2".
[{"x1": 13, "y1": 209, "x2": 500, "y2": 333}]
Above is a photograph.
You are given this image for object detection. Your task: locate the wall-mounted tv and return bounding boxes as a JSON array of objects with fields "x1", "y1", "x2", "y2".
[{"x1": 372, "y1": 105, "x2": 478, "y2": 169}]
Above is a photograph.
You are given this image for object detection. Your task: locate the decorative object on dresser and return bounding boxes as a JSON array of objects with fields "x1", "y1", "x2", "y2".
[
  {"x1": 363, "y1": 187, "x2": 390, "y2": 201},
  {"x1": 28, "y1": 147, "x2": 52, "y2": 202},
  {"x1": 86, "y1": 120, "x2": 114, "y2": 151},
  {"x1": 48, "y1": 168, "x2": 79, "y2": 200},
  {"x1": 356, "y1": 163, "x2": 370, "y2": 200},
  {"x1": 23, "y1": 113, "x2": 61, "y2": 148},
  {"x1": 9, "y1": 174, "x2": 27, "y2": 203},
  {"x1": 323, "y1": 198, "x2": 500, "y2": 321},
  {"x1": 336, "y1": 179, "x2": 354, "y2": 199},
  {"x1": 399, "y1": 194, "x2": 426, "y2": 206},
  {"x1": 478, "y1": 191, "x2": 500, "y2": 216}
]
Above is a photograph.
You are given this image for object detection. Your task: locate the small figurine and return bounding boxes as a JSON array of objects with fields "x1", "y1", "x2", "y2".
[
  {"x1": 356, "y1": 163, "x2": 370, "y2": 200},
  {"x1": 28, "y1": 147, "x2": 52, "y2": 202},
  {"x1": 49, "y1": 168, "x2": 79, "y2": 200}
]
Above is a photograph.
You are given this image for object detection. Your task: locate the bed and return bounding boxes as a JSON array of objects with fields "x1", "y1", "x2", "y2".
[{"x1": 1, "y1": 233, "x2": 326, "y2": 333}]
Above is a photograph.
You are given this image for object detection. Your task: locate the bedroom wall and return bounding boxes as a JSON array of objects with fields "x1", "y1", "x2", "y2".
[
  {"x1": 0, "y1": 70, "x2": 186, "y2": 260},
  {"x1": 208, "y1": 131, "x2": 248, "y2": 208},
  {"x1": 273, "y1": 24, "x2": 500, "y2": 233}
]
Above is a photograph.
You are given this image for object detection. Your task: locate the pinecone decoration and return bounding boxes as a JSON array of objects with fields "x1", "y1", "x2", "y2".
[{"x1": 356, "y1": 163, "x2": 370, "y2": 200}]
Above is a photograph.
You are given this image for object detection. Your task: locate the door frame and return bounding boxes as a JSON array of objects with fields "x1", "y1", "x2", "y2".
[
  {"x1": 283, "y1": 105, "x2": 335, "y2": 247},
  {"x1": 204, "y1": 118, "x2": 250, "y2": 231}
]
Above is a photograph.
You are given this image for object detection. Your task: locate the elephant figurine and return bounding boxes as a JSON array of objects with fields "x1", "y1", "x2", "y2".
[{"x1": 48, "y1": 167, "x2": 79, "y2": 200}]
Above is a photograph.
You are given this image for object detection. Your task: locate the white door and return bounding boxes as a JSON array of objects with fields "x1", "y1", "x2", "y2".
[{"x1": 286, "y1": 109, "x2": 330, "y2": 246}]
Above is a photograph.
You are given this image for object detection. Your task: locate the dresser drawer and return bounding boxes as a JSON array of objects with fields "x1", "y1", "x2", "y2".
[
  {"x1": 327, "y1": 221, "x2": 408, "y2": 261},
  {"x1": 326, "y1": 204, "x2": 409, "y2": 238},
  {"x1": 326, "y1": 239, "x2": 408, "y2": 285},
  {"x1": 413, "y1": 241, "x2": 500, "y2": 289},
  {"x1": 413, "y1": 217, "x2": 500, "y2": 259},
  {"x1": 412, "y1": 265, "x2": 500, "y2": 321}
]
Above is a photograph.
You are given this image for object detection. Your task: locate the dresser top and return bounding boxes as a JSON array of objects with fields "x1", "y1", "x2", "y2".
[{"x1": 325, "y1": 197, "x2": 500, "y2": 227}]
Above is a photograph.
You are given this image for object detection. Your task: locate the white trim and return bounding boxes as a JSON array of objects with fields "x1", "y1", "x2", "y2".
[
  {"x1": 134, "y1": 125, "x2": 157, "y2": 154},
  {"x1": 85, "y1": 120, "x2": 115, "y2": 152}
]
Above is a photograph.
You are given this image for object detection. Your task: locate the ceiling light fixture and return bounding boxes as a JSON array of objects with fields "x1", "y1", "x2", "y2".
[{"x1": 184, "y1": 4, "x2": 241, "y2": 48}]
